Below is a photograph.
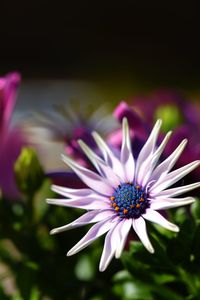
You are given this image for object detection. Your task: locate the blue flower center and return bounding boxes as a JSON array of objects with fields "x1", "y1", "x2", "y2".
[{"x1": 110, "y1": 183, "x2": 149, "y2": 219}]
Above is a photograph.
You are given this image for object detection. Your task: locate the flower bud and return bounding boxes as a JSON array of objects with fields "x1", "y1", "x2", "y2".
[{"x1": 14, "y1": 147, "x2": 44, "y2": 195}]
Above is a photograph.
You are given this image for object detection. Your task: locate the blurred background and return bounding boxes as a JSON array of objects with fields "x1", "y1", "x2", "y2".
[
  {"x1": 1, "y1": 2, "x2": 200, "y2": 300},
  {"x1": 1, "y1": 1, "x2": 200, "y2": 105}
]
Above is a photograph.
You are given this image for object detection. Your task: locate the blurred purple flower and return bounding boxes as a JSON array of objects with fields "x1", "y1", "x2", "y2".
[
  {"x1": 108, "y1": 101, "x2": 150, "y2": 158},
  {"x1": 28, "y1": 103, "x2": 117, "y2": 167},
  {"x1": 111, "y1": 91, "x2": 200, "y2": 181},
  {"x1": 0, "y1": 72, "x2": 26, "y2": 199},
  {"x1": 27, "y1": 102, "x2": 117, "y2": 187},
  {"x1": 130, "y1": 90, "x2": 200, "y2": 179}
]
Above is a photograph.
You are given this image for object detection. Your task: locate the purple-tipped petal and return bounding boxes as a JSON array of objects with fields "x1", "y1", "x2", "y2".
[
  {"x1": 143, "y1": 209, "x2": 179, "y2": 232},
  {"x1": 120, "y1": 118, "x2": 135, "y2": 182},
  {"x1": 150, "y1": 197, "x2": 195, "y2": 210},
  {"x1": 50, "y1": 209, "x2": 114, "y2": 234},
  {"x1": 136, "y1": 120, "x2": 162, "y2": 184},
  {"x1": 61, "y1": 154, "x2": 114, "y2": 196},
  {"x1": 92, "y1": 131, "x2": 125, "y2": 181},
  {"x1": 78, "y1": 139, "x2": 121, "y2": 187},
  {"x1": 67, "y1": 216, "x2": 117, "y2": 256},
  {"x1": 142, "y1": 131, "x2": 172, "y2": 186},
  {"x1": 51, "y1": 184, "x2": 106, "y2": 199},
  {"x1": 150, "y1": 139, "x2": 188, "y2": 182},
  {"x1": 47, "y1": 196, "x2": 110, "y2": 210},
  {"x1": 150, "y1": 160, "x2": 200, "y2": 194},
  {"x1": 153, "y1": 182, "x2": 200, "y2": 198}
]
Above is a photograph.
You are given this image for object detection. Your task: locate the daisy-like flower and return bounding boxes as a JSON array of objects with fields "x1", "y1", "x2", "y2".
[{"x1": 47, "y1": 118, "x2": 200, "y2": 272}]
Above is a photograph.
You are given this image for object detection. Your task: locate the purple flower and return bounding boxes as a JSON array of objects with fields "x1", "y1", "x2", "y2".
[
  {"x1": 113, "y1": 92, "x2": 200, "y2": 181},
  {"x1": 131, "y1": 90, "x2": 200, "y2": 129},
  {"x1": 108, "y1": 101, "x2": 150, "y2": 160},
  {"x1": 47, "y1": 119, "x2": 200, "y2": 271},
  {"x1": 0, "y1": 72, "x2": 26, "y2": 199},
  {"x1": 29, "y1": 103, "x2": 117, "y2": 166}
]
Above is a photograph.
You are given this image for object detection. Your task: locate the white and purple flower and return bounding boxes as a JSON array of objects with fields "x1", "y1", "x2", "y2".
[{"x1": 47, "y1": 118, "x2": 200, "y2": 271}]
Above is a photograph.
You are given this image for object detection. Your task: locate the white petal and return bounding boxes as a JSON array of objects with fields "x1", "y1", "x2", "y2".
[
  {"x1": 150, "y1": 160, "x2": 200, "y2": 194},
  {"x1": 92, "y1": 131, "x2": 125, "y2": 181},
  {"x1": 51, "y1": 185, "x2": 103, "y2": 199},
  {"x1": 136, "y1": 119, "x2": 162, "y2": 184},
  {"x1": 50, "y1": 209, "x2": 114, "y2": 234},
  {"x1": 61, "y1": 154, "x2": 114, "y2": 196},
  {"x1": 67, "y1": 216, "x2": 118, "y2": 256},
  {"x1": 141, "y1": 131, "x2": 172, "y2": 186},
  {"x1": 152, "y1": 182, "x2": 200, "y2": 198},
  {"x1": 150, "y1": 139, "x2": 187, "y2": 182},
  {"x1": 99, "y1": 220, "x2": 121, "y2": 272},
  {"x1": 78, "y1": 139, "x2": 121, "y2": 187},
  {"x1": 120, "y1": 118, "x2": 135, "y2": 182},
  {"x1": 132, "y1": 217, "x2": 154, "y2": 253},
  {"x1": 46, "y1": 196, "x2": 110, "y2": 210},
  {"x1": 115, "y1": 218, "x2": 132, "y2": 259},
  {"x1": 143, "y1": 209, "x2": 179, "y2": 232},
  {"x1": 150, "y1": 197, "x2": 195, "y2": 210}
]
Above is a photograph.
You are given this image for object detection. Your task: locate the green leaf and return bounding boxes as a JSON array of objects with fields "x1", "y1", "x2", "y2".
[
  {"x1": 191, "y1": 201, "x2": 200, "y2": 222},
  {"x1": 75, "y1": 254, "x2": 95, "y2": 281},
  {"x1": 167, "y1": 219, "x2": 195, "y2": 266},
  {"x1": 33, "y1": 179, "x2": 53, "y2": 222}
]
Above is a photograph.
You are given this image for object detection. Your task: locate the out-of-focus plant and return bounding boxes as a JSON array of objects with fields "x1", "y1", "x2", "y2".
[
  {"x1": 1, "y1": 83, "x2": 200, "y2": 300},
  {"x1": 0, "y1": 72, "x2": 27, "y2": 199},
  {"x1": 114, "y1": 91, "x2": 200, "y2": 181},
  {"x1": 0, "y1": 146, "x2": 120, "y2": 299}
]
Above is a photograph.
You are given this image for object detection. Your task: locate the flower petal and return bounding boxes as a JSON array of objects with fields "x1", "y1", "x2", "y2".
[
  {"x1": 141, "y1": 131, "x2": 172, "y2": 186},
  {"x1": 46, "y1": 196, "x2": 109, "y2": 210},
  {"x1": 132, "y1": 217, "x2": 154, "y2": 253},
  {"x1": 153, "y1": 182, "x2": 200, "y2": 198},
  {"x1": 99, "y1": 220, "x2": 121, "y2": 272},
  {"x1": 47, "y1": 171, "x2": 86, "y2": 188},
  {"x1": 92, "y1": 131, "x2": 125, "y2": 181},
  {"x1": 115, "y1": 218, "x2": 132, "y2": 259},
  {"x1": 150, "y1": 197, "x2": 195, "y2": 210},
  {"x1": 120, "y1": 118, "x2": 135, "y2": 182},
  {"x1": 67, "y1": 216, "x2": 117, "y2": 256},
  {"x1": 150, "y1": 139, "x2": 187, "y2": 182},
  {"x1": 136, "y1": 119, "x2": 162, "y2": 184},
  {"x1": 78, "y1": 139, "x2": 121, "y2": 187},
  {"x1": 143, "y1": 209, "x2": 179, "y2": 232},
  {"x1": 51, "y1": 184, "x2": 101, "y2": 198},
  {"x1": 61, "y1": 154, "x2": 113, "y2": 196},
  {"x1": 150, "y1": 160, "x2": 200, "y2": 194},
  {"x1": 50, "y1": 209, "x2": 114, "y2": 234}
]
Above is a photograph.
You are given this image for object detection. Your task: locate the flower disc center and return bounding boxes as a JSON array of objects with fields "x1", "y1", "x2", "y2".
[{"x1": 110, "y1": 183, "x2": 149, "y2": 219}]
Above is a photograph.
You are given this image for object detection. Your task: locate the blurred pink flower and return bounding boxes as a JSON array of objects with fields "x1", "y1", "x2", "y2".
[
  {"x1": 0, "y1": 72, "x2": 26, "y2": 199},
  {"x1": 111, "y1": 92, "x2": 200, "y2": 184},
  {"x1": 129, "y1": 90, "x2": 200, "y2": 180}
]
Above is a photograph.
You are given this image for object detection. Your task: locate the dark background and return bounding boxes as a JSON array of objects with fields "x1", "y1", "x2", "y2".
[{"x1": 0, "y1": 1, "x2": 200, "y2": 89}]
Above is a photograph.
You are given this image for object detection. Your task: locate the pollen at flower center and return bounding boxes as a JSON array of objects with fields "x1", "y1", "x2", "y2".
[{"x1": 110, "y1": 183, "x2": 149, "y2": 219}]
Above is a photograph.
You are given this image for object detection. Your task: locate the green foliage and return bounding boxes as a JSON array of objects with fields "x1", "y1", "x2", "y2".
[
  {"x1": 117, "y1": 208, "x2": 200, "y2": 300},
  {"x1": 154, "y1": 105, "x2": 183, "y2": 132},
  {"x1": 1, "y1": 150, "x2": 200, "y2": 299}
]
